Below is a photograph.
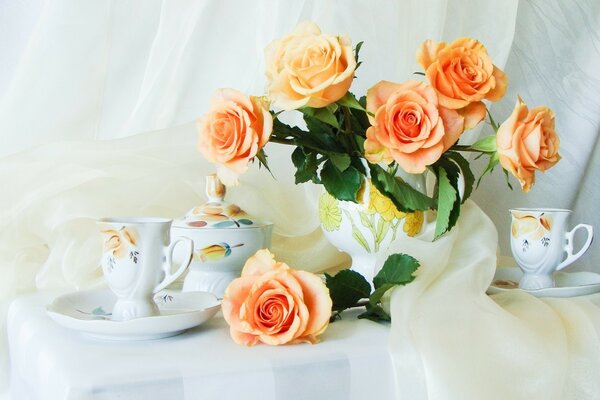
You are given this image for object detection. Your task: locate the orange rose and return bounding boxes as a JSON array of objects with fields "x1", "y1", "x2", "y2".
[
  {"x1": 265, "y1": 21, "x2": 356, "y2": 110},
  {"x1": 197, "y1": 89, "x2": 272, "y2": 185},
  {"x1": 364, "y1": 80, "x2": 464, "y2": 173},
  {"x1": 417, "y1": 37, "x2": 507, "y2": 129},
  {"x1": 497, "y1": 97, "x2": 561, "y2": 192},
  {"x1": 222, "y1": 249, "x2": 332, "y2": 346}
]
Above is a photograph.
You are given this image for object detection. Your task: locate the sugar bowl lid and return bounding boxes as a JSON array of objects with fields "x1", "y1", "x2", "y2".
[{"x1": 173, "y1": 174, "x2": 268, "y2": 229}]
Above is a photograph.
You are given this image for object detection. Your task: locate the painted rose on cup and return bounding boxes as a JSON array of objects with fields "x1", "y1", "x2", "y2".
[
  {"x1": 496, "y1": 97, "x2": 561, "y2": 192},
  {"x1": 197, "y1": 89, "x2": 272, "y2": 185},
  {"x1": 265, "y1": 21, "x2": 356, "y2": 110},
  {"x1": 222, "y1": 249, "x2": 332, "y2": 346},
  {"x1": 101, "y1": 227, "x2": 137, "y2": 259}
]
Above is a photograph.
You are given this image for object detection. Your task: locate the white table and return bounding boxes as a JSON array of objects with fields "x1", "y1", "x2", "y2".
[{"x1": 7, "y1": 292, "x2": 396, "y2": 400}]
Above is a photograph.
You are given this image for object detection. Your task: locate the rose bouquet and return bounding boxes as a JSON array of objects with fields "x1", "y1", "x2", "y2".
[
  {"x1": 197, "y1": 22, "x2": 561, "y2": 239},
  {"x1": 198, "y1": 22, "x2": 561, "y2": 323}
]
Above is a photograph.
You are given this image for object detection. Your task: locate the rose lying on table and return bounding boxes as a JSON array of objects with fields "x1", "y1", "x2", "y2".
[
  {"x1": 222, "y1": 249, "x2": 332, "y2": 346},
  {"x1": 222, "y1": 250, "x2": 423, "y2": 345}
]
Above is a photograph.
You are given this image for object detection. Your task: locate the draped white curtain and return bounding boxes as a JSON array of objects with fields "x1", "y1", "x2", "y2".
[{"x1": 1, "y1": 0, "x2": 599, "y2": 398}]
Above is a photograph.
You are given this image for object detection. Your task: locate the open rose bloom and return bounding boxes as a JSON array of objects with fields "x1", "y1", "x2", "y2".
[
  {"x1": 496, "y1": 97, "x2": 561, "y2": 192},
  {"x1": 265, "y1": 21, "x2": 356, "y2": 111},
  {"x1": 417, "y1": 37, "x2": 507, "y2": 127},
  {"x1": 197, "y1": 89, "x2": 272, "y2": 185},
  {"x1": 364, "y1": 80, "x2": 463, "y2": 173},
  {"x1": 222, "y1": 250, "x2": 332, "y2": 346}
]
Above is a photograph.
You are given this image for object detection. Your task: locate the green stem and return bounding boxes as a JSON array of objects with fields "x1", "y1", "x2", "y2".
[
  {"x1": 269, "y1": 136, "x2": 324, "y2": 154},
  {"x1": 450, "y1": 145, "x2": 485, "y2": 153},
  {"x1": 269, "y1": 137, "x2": 295, "y2": 146}
]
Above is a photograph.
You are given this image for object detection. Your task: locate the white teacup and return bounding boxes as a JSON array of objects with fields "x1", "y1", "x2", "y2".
[
  {"x1": 509, "y1": 208, "x2": 594, "y2": 290},
  {"x1": 98, "y1": 217, "x2": 193, "y2": 321}
]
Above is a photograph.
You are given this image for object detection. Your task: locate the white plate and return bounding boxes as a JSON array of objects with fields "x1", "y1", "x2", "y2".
[
  {"x1": 488, "y1": 267, "x2": 600, "y2": 298},
  {"x1": 47, "y1": 288, "x2": 220, "y2": 340}
]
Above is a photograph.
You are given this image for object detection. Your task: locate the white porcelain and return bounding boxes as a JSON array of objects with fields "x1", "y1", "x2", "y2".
[
  {"x1": 509, "y1": 208, "x2": 594, "y2": 290},
  {"x1": 319, "y1": 175, "x2": 426, "y2": 285},
  {"x1": 98, "y1": 217, "x2": 193, "y2": 320},
  {"x1": 46, "y1": 288, "x2": 220, "y2": 340},
  {"x1": 488, "y1": 267, "x2": 600, "y2": 298},
  {"x1": 171, "y1": 175, "x2": 272, "y2": 298}
]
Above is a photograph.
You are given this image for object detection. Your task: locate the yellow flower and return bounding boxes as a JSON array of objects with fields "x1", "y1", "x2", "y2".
[
  {"x1": 403, "y1": 211, "x2": 424, "y2": 237},
  {"x1": 367, "y1": 184, "x2": 406, "y2": 222},
  {"x1": 319, "y1": 192, "x2": 342, "y2": 232}
]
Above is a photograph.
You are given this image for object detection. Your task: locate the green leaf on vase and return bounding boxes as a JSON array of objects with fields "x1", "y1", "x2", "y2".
[
  {"x1": 368, "y1": 164, "x2": 433, "y2": 212},
  {"x1": 321, "y1": 160, "x2": 362, "y2": 202},
  {"x1": 374, "y1": 219, "x2": 390, "y2": 249},
  {"x1": 325, "y1": 270, "x2": 372, "y2": 312},
  {"x1": 351, "y1": 226, "x2": 371, "y2": 252}
]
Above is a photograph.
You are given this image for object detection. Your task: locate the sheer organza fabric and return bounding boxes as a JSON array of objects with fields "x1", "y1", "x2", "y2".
[{"x1": 2, "y1": 0, "x2": 600, "y2": 398}]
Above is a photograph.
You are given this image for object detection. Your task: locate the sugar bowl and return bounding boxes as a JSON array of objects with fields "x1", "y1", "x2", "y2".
[{"x1": 171, "y1": 175, "x2": 273, "y2": 297}]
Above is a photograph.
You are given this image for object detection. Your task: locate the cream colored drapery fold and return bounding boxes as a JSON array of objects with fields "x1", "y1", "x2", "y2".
[{"x1": 2, "y1": 0, "x2": 600, "y2": 398}]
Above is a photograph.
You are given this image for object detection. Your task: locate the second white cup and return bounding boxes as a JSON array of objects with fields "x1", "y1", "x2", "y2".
[{"x1": 510, "y1": 208, "x2": 593, "y2": 290}]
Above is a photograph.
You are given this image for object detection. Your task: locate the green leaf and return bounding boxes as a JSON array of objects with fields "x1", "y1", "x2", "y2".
[
  {"x1": 503, "y1": 168, "x2": 514, "y2": 190},
  {"x1": 325, "y1": 270, "x2": 371, "y2": 312},
  {"x1": 255, "y1": 149, "x2": 274, "y2": 178},
  {"x1": 272, "y1": 118, "x2": 304, "y2": 139},
  {"x1": 368, "y1": 164, "x2": 433, "y2": 212},
  {"x1": 350, "y1": 155, "x2": 366, "y2": 175},
  {"x1": 321, "y1": 161, "x2": 362, "y2": 202},
  {"x1": 445, "y1": 152, "x2": 475, "y2": 204},
  {"x1": 369, "y1": 283, "x2": 396, "y2": 307},
  {"x1": 487, "y1": 108, "x2": 499, "y2": 131},
  {"x1": 471, "y1": 135, "x2": 497, "y2": 153},
  {"x1": 337, "y1": 92, "x2": 366, "y2": 111},
  {"x1": 375, "y1": 219, "x2": 390, "y2": 246},
  {"x1": 358, "y1": 212, "x2": 372, "y2": 230},
  {"x1": 358, "y1": 304, "x2": 391, "y2": 322},
  {"x1": 329, "y1": 153, "x2": 351, "y2": 172},
  {"x1": 291, "y1": 148, "x2": 320, "y2": 184},
  {"x1": 354, "y1": 41, "x2": 364, "y2": 63},
  {"x1": 476, "y1": 152, "x2": 500, "y2": 188},
  {"x1": 434, "y1": 167, "x2": 458, "y2": 239},
  {"x1": 351, "y1": 225, "x2": 371, "y2": 252},
  {"x1": 301, "y1": 107, "x2": 340, "y2": 129},
  {"x1": 373, "y1": 253, "x2": 420, "y2": 289}
]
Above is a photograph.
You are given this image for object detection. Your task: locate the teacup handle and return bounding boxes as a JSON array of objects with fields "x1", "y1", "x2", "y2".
[
  {"x1": 556, "y1": 224, "x2": 594, "y2": 271},
  {"x1": 154, "y1": 237, "x2": 194, "y2": 293}
]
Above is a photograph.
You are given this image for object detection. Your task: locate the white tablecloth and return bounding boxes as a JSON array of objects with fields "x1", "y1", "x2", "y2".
[{"x1": 7, "y1": 292, "x2": 395, "y2": 400}]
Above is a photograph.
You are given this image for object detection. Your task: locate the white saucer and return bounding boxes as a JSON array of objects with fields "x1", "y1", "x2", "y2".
[
  {"x1": 488, "y1": 267, "x2": 600, "y2": 298},
  {"x1": 47, "y1": 288, "x2": 220, "y2": 340}
]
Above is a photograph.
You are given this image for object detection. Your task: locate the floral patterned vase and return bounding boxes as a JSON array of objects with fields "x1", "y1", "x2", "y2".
[{"x1": 319, "y1": 175, "x2": 426, "y2": 285}]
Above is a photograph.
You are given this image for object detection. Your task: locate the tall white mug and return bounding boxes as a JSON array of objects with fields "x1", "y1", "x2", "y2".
[
  {"x1": 98, "y1": 217, "x2": 193, "y2": 321},
  {"x1": 509, "y1": 208, "x2": 594, "y2": 290}
]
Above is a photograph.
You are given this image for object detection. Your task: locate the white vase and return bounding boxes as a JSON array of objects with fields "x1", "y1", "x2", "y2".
[{"x1": 319, "y1": 173, "x2": 426, "y2": 285}]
